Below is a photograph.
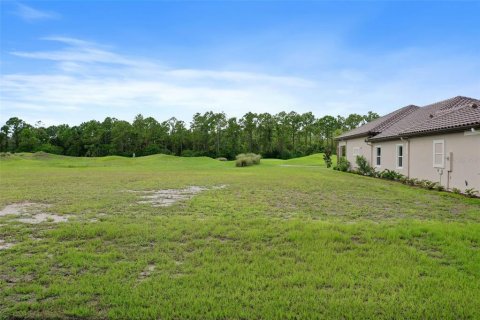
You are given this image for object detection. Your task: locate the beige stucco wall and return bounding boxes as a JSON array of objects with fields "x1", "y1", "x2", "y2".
[
  {"x1": 339, "y1": 130, "x2": 479, "y2": 191},
  {"x1": 371, "y1": 140, "x2": 409, "y2": 175},
  {"x1": 409, "y1": 131, "x2": 480, "y2": 191},
  {"x1": 342, "y1": 136, "x2": 371, "y2": 168}
]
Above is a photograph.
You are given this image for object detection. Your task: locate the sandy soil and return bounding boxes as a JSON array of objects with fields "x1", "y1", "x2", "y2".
[
  {"x1": 0, "y1": 239, "x2": 14, "y2": 250},
  {"x1": 131, "y1": 185, "x2": 227, "y2": 207},
  {"x1": 0, "y1": 202, "x2": 69, "y2": 224}
]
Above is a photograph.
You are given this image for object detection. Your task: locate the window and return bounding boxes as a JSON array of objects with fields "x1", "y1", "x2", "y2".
[
  {"x1": 433, "y1": 140, "x2": 445, "y2": 168},
  {"x1": 396, "y1": 144, "x2": 404, "y2": 169},
  {"x1": 375, "y1": 146, "x2": 381, "y2": 166}
]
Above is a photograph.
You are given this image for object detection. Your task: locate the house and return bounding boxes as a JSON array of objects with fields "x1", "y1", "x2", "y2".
[{"x1": 335, "y1": 96, "x2": 480, "y2": 192}]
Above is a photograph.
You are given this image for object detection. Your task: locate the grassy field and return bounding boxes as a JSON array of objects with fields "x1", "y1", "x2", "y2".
[{"x1": 1, "y1": 152, "x2": 479, "y2": 319}]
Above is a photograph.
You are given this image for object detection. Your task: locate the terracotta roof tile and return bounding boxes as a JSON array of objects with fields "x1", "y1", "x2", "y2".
[
  {"x1": 401, "y1": 102, "x2": 480, "y2": 136},
  {"x1": 369, "y1": 96, "x2": 480, "y2": 141},
  {"x1": 336, "y1": 105, "x2": 419, "y2": 140}
]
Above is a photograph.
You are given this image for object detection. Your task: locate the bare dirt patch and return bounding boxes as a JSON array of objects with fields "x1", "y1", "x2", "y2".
[
  {"x1": 0, "y1": 239, "x2": 14, "y2": 250},
  {"x1": 0, "y1": 202, "x2": 69, "y2": 224},
  {"x1": 18, "y1": 213, "x2": 68, "y2": 224},
  {"x1": 138, "y1": 264, "x2": 156, "y2": 281},
  {"x1": 0, "y1": 202, "x2": 40, "y2": 216},
  {"x1": 130, "y1": 185, "x2": 227, "y2": 207}
]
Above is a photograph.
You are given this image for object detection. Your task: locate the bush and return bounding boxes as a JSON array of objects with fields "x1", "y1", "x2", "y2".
[
  {"x1": 405, "y1": 178, "x2": 418, "y2": 186},
  {"x1": 235, "y1": 153, "x2": 261, "y2": 167},
  {"x1": 399, "y1": 176, "x2": 409, "y2": 184},
  {"x1": 355, "y1": 156, "x2": 375, "y2": 176},
  {"x1": 216, "y1": 157, "x2": 228, "y2": 161},
  {"x1": 452, "y1": 187, "x2": 462, "y2": 194},
  {"x1": 379, "y1": 169, "x2": 405, "y2": 181},
  {"x1": 334, "y1": 157, "x2": 350, "y2": 172},
  {"x1": 323, "y1": 148, "x2": 332, "y2": 168},
  {"x1": 464, "y1": 188, "x2": 479, "y2": 198},
  {"x1": 419, "y1": 179, "x2": 437, "y2": 190}
]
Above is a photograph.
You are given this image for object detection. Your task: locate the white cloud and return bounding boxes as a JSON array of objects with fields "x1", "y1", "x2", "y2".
[
  {"x1": 14, "y1": 3, "x2": 59, "y2": 22},
  {"x1": 1, "y1": 37, "x2": 314, "y2": 125},
  {"x1": 1, "y1": 36, "x2": 479, "y2": 126}
]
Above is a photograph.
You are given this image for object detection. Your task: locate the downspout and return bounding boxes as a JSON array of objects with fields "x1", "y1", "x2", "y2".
[{"x1": 446, "y1": 152, "x2": 453, "y2": 190}]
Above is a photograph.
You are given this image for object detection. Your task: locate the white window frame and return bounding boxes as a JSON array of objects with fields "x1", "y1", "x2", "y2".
[
  {"x1": 375, "y1": 146, "x2": 382, "y2": 167},
  {"x1": 433, "y1": 140, "x2": 445, "y2": 168},
  {"x1": 396, "y1": 144, "x2": 404, "y2": 169}
]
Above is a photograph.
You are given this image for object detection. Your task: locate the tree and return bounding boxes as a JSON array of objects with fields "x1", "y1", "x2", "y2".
[
  {"x1": 1, "y1": 109, "x2": 383, "y2": 159},
  {"x1": 316, "y1": 116, "x2": 339, "y2": 151},
  {"x1": 286, "y1": 111, "x2": 302, "y2": 154},
  {"x1": 5, "y1": 117, "x2": 27, "y2": 151},
  {"x1": 18, "y1": 126, "x2": 40, "y2": 152},
  {"x1": 344, "y1": 114, "x2": 365, "y2": 130},
  {"x1": 257, "y1": 113, "x2": 275, "y2": 156},
  {"x1": 80, "y1": 120, "x2": 102, "y2": 157},
  {"x1": 212, "y1": 112, "x2": 227, "y2": 157},
  {"x1": 364, "y1": 111, "x2": 380, "y2": 123},
  {"x1": 301, "y1": 112, "x2": 315, "y2": 150},
  {"x1": 240, "y1": 112, "x2": 257, "y2": 152},
  {"x1": 1, "y1": 125, "x2": 10, "y2": 152},
  {"x1": 224, "y1": 117, "x2": 242, "y2": 159},
  {"x1": 112, "y1": 120, "x2": 135, "y2": 156}
]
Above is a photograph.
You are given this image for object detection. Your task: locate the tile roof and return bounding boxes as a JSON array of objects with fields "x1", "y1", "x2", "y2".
[
  {"x1": 401, "y1": 102, "x2": 480, "y2": 136},
  {"x1": 368, "y1": 96, "x2": 480, "y2": 141},
  {"x1": 335, "y1": 104, "x2": 419, "y2": 140}
]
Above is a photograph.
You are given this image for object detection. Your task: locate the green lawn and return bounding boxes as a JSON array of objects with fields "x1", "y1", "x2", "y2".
[{"x1": 1, "y1": 152, "x2": 479, "y2": 319}]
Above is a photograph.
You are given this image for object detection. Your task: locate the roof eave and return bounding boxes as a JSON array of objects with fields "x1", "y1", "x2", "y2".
[
  {"x1": 368, "y1": 135, "x2": 401, "y2": 142},
  {"x1": 400, "y1": 123, "x2": 480, "y2": 138},
  {"x1": 334, "y1": 132, "x2": 376, "y2": 141}
]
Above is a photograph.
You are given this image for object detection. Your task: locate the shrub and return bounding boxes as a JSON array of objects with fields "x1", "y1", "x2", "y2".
[
  {"x1": 355, "y1": 156, "x2": 375, "y2": 176},
  {"x1": 434, "y1": 184, "x2": 445, "y2": 191},
  {"x1": 216, "y1": 157, "x2": 228, "y2": 161},
  {"x1": 235, "y1": 153, "x2": 261, "y2": 167},
  {"x1": 334, "y1": 157, "x2": 350, "y2": 172},
  {"x1": 464, "y1": 188, "x2": 479, "y2": 198},
  {"x1": 323, "y1": 148, "x2": 332, "y2": 168},
  {"x1": 406, "y1": 178, "x2": 418, "y2": 186},
  {"x1": 419, "y1": 179, "x2": 437, "y2": 190},
  {"x1": 379, "y1": 169, "x2": 405, "y2": 181},
  {"x1": 452, "y1": 187, "x2": 462, "y2": 194},
  {"x1": 399, "y1": 176, "x2": 409, "y2": 184}
]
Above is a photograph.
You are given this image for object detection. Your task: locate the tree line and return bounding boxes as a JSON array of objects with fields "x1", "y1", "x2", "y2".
[{"x1": 0, "y1": 111, "x2": 379, "y2": 159}]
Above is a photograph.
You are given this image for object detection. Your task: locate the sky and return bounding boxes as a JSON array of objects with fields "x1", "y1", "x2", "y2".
[{"x1": 0, "y1": 0, "x2": 479, "y2": 126}]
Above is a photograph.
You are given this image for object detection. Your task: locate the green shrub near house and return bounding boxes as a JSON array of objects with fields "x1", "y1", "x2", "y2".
[
  {"x1": 333, "y1": 157, "x2": 350, "y2": 172},
  {"x1": 355, "y1": 155, "x2": 375, "y2": 176}
]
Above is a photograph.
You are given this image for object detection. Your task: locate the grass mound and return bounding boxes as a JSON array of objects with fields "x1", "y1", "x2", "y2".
[
  {"x1": 235, "y1": 153, "x2": 261, "y2": 167},
  {"x1": 283, "y1": 153, "x2": 337, "y2": 166}
]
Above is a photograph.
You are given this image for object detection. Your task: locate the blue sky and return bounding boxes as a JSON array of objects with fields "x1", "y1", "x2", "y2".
[{"x1": 1, "y1": 1, "x2": 479, "y2": 126}]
